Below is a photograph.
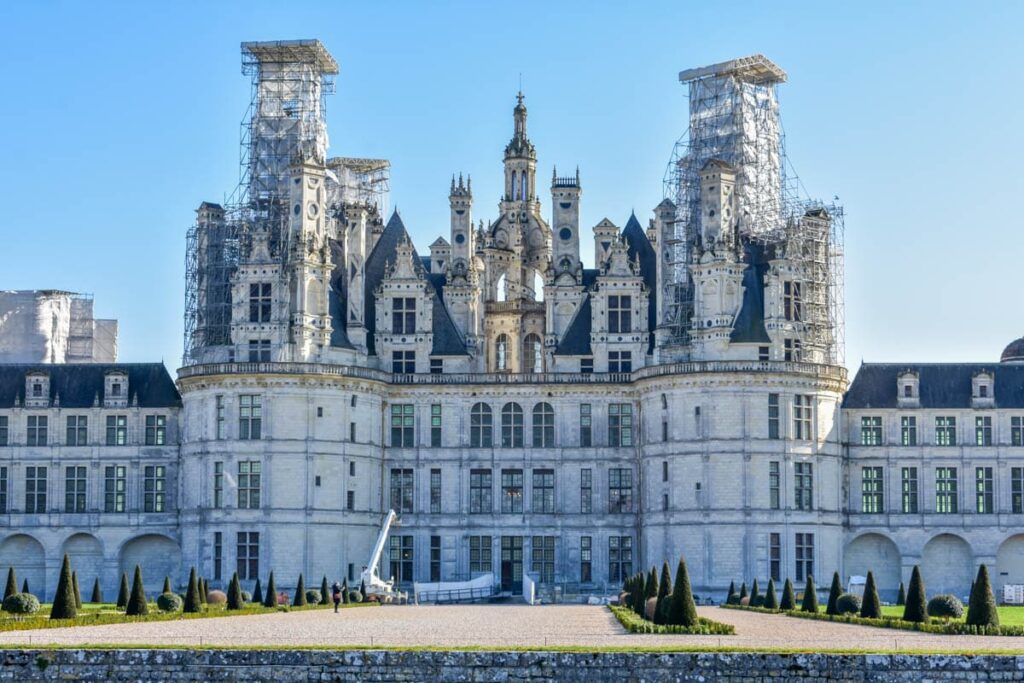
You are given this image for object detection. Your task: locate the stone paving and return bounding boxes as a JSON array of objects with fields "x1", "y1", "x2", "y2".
[{"x1": 2, "y1": 605, "x2": 1024, "y2": 651}]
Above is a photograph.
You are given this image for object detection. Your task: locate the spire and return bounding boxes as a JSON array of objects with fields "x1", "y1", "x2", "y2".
[
  {"x1": 505, "y1": 91, "x2": 536, "y2": 160},
  {"x1": 514, "y1": 91, "x2": 527, "y2": 139}
]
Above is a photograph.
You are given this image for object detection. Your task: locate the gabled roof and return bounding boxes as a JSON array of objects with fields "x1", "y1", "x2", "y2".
[
  {"x1": 0, "y1": 363, "x2": 181, "y2": 409},
  {"x1": 555, "y1": 296, "x2": 592, "y2": 356},
  {"x1": 844, "y1": 364, "x2": 1024, "y2": 409}
]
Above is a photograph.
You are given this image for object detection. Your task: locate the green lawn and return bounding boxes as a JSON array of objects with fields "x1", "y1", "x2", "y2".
[{"x1": 880, "y1": 604, "x2": 1024, "y2": 626}]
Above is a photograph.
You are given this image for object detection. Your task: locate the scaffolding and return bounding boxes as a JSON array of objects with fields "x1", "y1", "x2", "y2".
[
  {"x1": 326, "y1": 156, "x2": 391, "y2": 216},
  {"x1": 662, "y1": 55, "x2": 844, "y2": 364}
]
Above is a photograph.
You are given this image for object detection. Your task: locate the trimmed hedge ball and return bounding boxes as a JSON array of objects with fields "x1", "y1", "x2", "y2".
[
  {"x1": 305, "y1": 590, "x2": 321, "y2": 605},
  {"x1": 928, "y1": 594, "x2": 964, "y2": 620},
  {"x1": 156, "y1": 592, "x2": 183, "y2": 613},
  {"x1": 206, "y1": 590, "x2": 227, "y2": 605},
  {"x1": 2, "y1": 593, "x2": 40, "y2": 615},
  {"x1": 836, "y1": 593, "x2": 861, "y2": 615},
  {"x1": 347, "y1": 590, "x2": 363, "y2": 604}
]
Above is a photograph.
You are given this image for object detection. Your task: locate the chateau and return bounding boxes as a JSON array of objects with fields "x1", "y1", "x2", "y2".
[{"x1": 1, "y1": 41, "x2": 1022, "y2": 604}]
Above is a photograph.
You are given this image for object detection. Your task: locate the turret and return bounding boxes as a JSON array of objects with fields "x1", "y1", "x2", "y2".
[
  {"x1": 550, "y1": 167, "x2": 582, "y2": 281},
  {"x1": 699, "y1": 159, "x2": 736, "y2": 247},
  {"x1": 503, "y1": 92, "x2": 537, "y2": 204},
  {"x1": 449, "y1": 174, "x2": 474, "y2": 273}
]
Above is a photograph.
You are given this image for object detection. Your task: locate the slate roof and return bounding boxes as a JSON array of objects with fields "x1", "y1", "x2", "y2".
[
  {"x1": 844, "y1": 363, "x2": 1024, "y2": 409},
  {"x1": 0, "y1": 363, "x2": 181, "y2": 409},
  {"x1": 730, "y1": 242, "x2": 771, "y2": 344},
  {"x1": 555, "y1": 296, "x2": 593, "y2": 356},
  {"x1": 620, "y1": 213, "x2": 657, "y2": 354}
]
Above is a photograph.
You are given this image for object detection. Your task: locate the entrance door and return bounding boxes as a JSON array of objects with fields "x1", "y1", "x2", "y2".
[{"x1": 501, "y1": 536, "x2": 523, "y2": 592}]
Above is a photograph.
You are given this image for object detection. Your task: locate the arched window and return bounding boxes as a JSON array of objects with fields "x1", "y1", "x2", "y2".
[
  {"x1": 496, "y1": 274, "x2": 507, "y2": 302},
  {"x1": 496, "y1": 334, "x2": 509, "y2": 371},
  {"x1": 523, "y1": 333, "x2": 543, "y2": 373},
  {"x1": 520, "y1": 172, "x2": 527, "y2": 201},
  {"x1": 532, "y1": 402, "x2": 554, "y2": 448},
  {"x1": 511, "y1": 171, "x2": 518, "y2": 200},
  {"x1": 501, "y1": 402, "x2": 523, "y2": 448},
  {"x1": 660, "y1": 394, "x2": 668, "y2": 410},
  {"x1": 470, "y1": 403, "x2": 493, "y2": 448}
]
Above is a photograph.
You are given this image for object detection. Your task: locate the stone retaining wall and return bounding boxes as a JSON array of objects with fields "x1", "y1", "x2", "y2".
[{"x1": 1, "y1": 649, "x2": 1022, "y2": 681}]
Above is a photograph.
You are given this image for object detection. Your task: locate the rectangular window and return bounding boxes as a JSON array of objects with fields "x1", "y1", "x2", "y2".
[
  {"x1": 795, "y1": 533, "x2": 814, "y2": 582},
  {"x1": 236, "y1": 531, "x2": 259, "y2": 581},
  {"x1": 347, "y1": 490, "x2": 355, "y2": 511},
  {"x1": 976, "y1": 416, "x2": 993, "y2": 446},
  {"x1": 976, "y1": 466, "x2": 994, "y2": 514},
  {"x1": 0, "y1": 467, "x2": 7, "y2": 513},
  {"x1": 608, "y1": 351, "x2": 632, "y2": 373},
  {"x1": 239, "y1": 395, "x2": 262, "y2": 440},
  {"x1": 579, "y1": 404, "x2": 592, "y2": 447},
  {"x1": 1013, "y1": 467, "x2": 1024, "y2": 514},
  {"x1": 784, "y1": 338, "x2": 801, "y2": 362},
  {"x1": 901, "y1": 467, "x2": 919, "y2": 513},
  {"x1": 469, "y1": 536, "x2": 492, "y2": 574},
  {"x1": 936, "y1": 467, "x2": 958, "y2": 513},
  {"x1": 249, "y1": 283, "x2": 272, "y2": 323},
  {"x1": 580, "y1": 467, "x2": 592, "y2": 513},
  {"x1": 860, "y1": 416, "x2": 882, "y2": 446},
  {"x1": 531, "y1": 469, "x2": 554, "y2": 514},
  {"x1": 768, "y1": 393, "x2": 780, "y2": 439},
  {"x1": 392, "y1": 350, "x2": 415, "y2": 374},
  {"x1": 64, "y1": 466, "x2": 87, "y2": 513},
  {"x1": 861, "y1": 466, "x2": 883, "y2": 513},
  {"x1": 580, "y1": 358, "x2": 593, "y2": 374},
  {"x1": 784, "y1": 281, "x2": 802, "y2": 321},
  {"x1": 389, "y1": 535, "x2": 414, "y2": 584},
  {"x1": 769, "y1": 461, "x2": 780, "y2": 510},
  {"x1": 935, "y1": 416, "x2": 956, "y2": 446},
  {"x1": 390, "y1": 404, "x2": 414, "y2": 447},
  {"x1": 580, "y1": 536, "x2": 592, "y2": 583},
  {"x1": 143, "y1": 465, "x2": 166, "y2": 513},
  {"x1": 213, "y1": 532, "x2": 222, "y2": 581},
  {"x1": 769, "y1": 533, "x2": 781, "y2": 582},
  {"x1": 390, "y1": 468, "x2": 414, "y2": 513},
  {"x1": 759, "y1": 346, "x2": 770, "y2": 361},
  {"x1": 793, "y1": 395, "x2": 812, "y2": 441},
  {"x1": 661, "y1": 420, "x2": 668, "y2": 442},
  {"x1": 0, "y1": 416, "x2": 7, "y2": 446},
  {"x1": 430, "y1": 404, "x2": 442, "y2": 448},
  {"x1": 662, "y1": 460, "x2": 669, "y2": 482},
  {"x1": 794, "y1": 462, "x2": 813, "y2": 511},
  {"x1": 238, "y1": 461, "x2": 261, "y2": 509},
  {"x1": 145, "y1": 414, "x2": 166, "y2": 446},
  {"x1": 532, "y1": 405, "x2": 554, "y2": 448},
  {"x1": 501, "y1": 469, "x2": 524, "y2": 513},
  {"x1": 105, "y1": 415, "x2": 128, "y2": 446},
  {"x1": 350, "y1": 422, "x2": 356, "y2": 442},
  {"x1": 248, "y1": 339, "x2": 271, "y2": 362},
  {"x1": 1012, "y1": 416, "x2": 1023, "y2": 447},
  {"x1": 430, "y1": 358, "x2": 443, "y2": 375},
  {"x1": 25, "y1": 466, "x2": 46, "y2": 513},
  {"x1": 901, "y1": 416, "x2": 917, "y2": 446},
  {"x1": 608, "y1": 403, "x2": 633, "y2": 447},
  {"x1": 531, "y1": 536, "x2": 555, "y2": 583},
  {"x1": 608, "y1": 536, "x2": 632, "y2": 585},
  {"x1": 213, "y1": 461, "x2": 223, "y2": 509},
  {"x1": 430, "y1": 535, "x2": 441, "y2": 582},
  {"x1": 66, "y1": 416, "x2": 88, "y2": 446},
  {"x1": 392, "y1": 297, "x2": 416, "y2": 334},
  {"x1": 430, "y1": 468, "x2": 441, "y2": 514},
  {"x1": 469, "y1": 469, "x2": 492, "y2": 514},
  {"x1": 609, "y1": 467, "x2": 633, "y2": 513},
  {"x1": 607, "y1": 295, "x2": 631, "y2": 333},
  {"x1": 27, "y1": 415, "x2": 48, "y2": 446},
  {"x1": 216, "y1": 395, "x2": 225, "y2": 440}
]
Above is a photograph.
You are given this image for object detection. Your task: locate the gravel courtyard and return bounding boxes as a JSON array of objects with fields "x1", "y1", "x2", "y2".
[{"x1": 2, "y1": 606, "x2": 1024, "y2": 652}]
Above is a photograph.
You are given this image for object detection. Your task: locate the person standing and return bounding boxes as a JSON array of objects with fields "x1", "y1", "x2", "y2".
[{"x1": 332, "y1": 582, "x2": 342, "y2": 613}]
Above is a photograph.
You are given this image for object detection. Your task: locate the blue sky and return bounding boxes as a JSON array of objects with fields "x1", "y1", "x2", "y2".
[{"x1": 1, "y1": 1, "x2": 1021, "y2": 370}]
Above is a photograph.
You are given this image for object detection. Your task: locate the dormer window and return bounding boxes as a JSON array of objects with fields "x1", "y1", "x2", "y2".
[
  {"x1": 897, "y1": 371, "x2": 920, "y2": 408},
  {"x1": 32, "y1": 383, "x2": 42, "y2": 398},
  {"x1": 104, "y1": 371, "x2": 129, "y2": 408},
  {"x1": 972, "y1": 372, "x2": 995, "y2": 407},
  {"x1": 903, "y1": 384, "x2": 913, "y2": 398},
  {"x1": 24, "y1": 372, "x2": 50, "y2": 408},
  {"x1": 111, "y1": 383, "x2": 121, "y2": 397}
]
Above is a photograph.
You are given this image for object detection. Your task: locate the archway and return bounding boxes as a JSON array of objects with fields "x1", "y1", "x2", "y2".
[
  {"x1": 844, "y1": 533, "x2": 901, "y2": 598},
  {"x1": 921, "y1": 534, "x2": 973, "y2": 596},
  {"x1": 0, "y1": 534, "x2": 45, "y2": 600},
  {"x1": 119, "y1": 535, "x2": 181, "y2": 593},
  {"x1": 61, "y1": 533, "x2": 104, "y2": 596},
  {"x1": 996, "y1": 535, "x2": 1024, "y2": 593}
]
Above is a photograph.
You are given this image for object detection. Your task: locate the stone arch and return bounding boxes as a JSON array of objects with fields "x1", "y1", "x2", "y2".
[
  {"x1": 844, "y1": 533, "x2": 901, "y2": 598},
  {"x1": 0, "y1": 534, "x2": 45, "y2": 600},
  {"x1": 119, "y1": 534, "x2": 181, "y2": 593},
  {"x1": 921, "y1": 533, "x2": 973, "y2": 596},
  {"x1": 995, "y1": 534, "x2": 1024, "y2": 593},
  {"x1": 61, "y1": 533, "x2": 104, "y2": 595}
]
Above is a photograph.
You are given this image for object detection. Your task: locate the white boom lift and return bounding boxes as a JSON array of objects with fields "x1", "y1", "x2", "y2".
[{"x1": 359, "y1": 509, "x2": 408, "y2": 603}]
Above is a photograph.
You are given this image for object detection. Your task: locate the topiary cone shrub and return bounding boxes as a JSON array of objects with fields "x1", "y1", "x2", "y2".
[
  {"x1": 800, "y1": 575, "x2": 818, "y2": 613},
  {"x1": 902, "y1": 565, "x2": 927, "y2": 623},
  {"x1": 320, "y1": 576, "x2": 330, "y2": 606},
  {"x1": 227, "y1": 573, "x2": 244, "y2": 610},
  {"x1": 739, "y1": 582, "x2": 748, "y2": 601},
  {"x1": 667, "y1": 558, "x2": 698, "y2": 627},
  {"x1": 20, "y1": 579, "x2": 29, "y2": 598},
  {"x1": 966, "y1": 564, "x2": 999, "y2": 627},
  {"x1": 896, "y1": 581, "x2": 906, "y2": 606},
  {"x1": 50, "y1": 554, "x2": 77, "y2": 620},
  {"x1": 859, "y1": 571, "x2": 882, "y2": 619},
  {"x1": 90, "y1": 577, "x2": 103, "y2": 604},
  {"x1": 654, "y1": 561, "x2": 672, "y2": 624},
  {"x1": 293, "y1": 574, "x2": 307, "y2": 607},
  {"x1": 199, "y1": 578, "x2": 208, "y2": 604},
  {"x1": 763, "y1": 578, "x2": 778, "y2": 610},
  {"x1": 252, "y1": 577, "x2": 263, "y2": 605},
  {"x1": 928, "y1": 594, "x2": 964, "y2": 621},
  {"x1": 263, "y1": 572, "x2": 277, "y2": 608},
  {"x1": 836, "y1": 592, "x2": 861, "y2": 615},
  {"x1": 116, "y1": 572, "x2": 129, "y2": 609},
  {"x1": 183, "y1": 567, "x2": 202, "y2": 614},
  {"x1": 125, "y1": 565, "x2": 148, "y2": 616},
  {"x1": 826, "y1": 572, "x2": 842, "y2": 616},
  {"x1": 341, "y1": 578, "x2": 350, "y2": 604},
  {"x1": 162, "y1": 576, "x2": 172, "y2": 595},
  {"x1": 780, "y1": 578, "x2": 796, "y2": 611},
  {"x1": 726, "y1": 580, "x2": 736, "y2": 604},
  {"x1": 72, "y1": 571, "x2": 82, "y2": 609},
  {"x1": 749, "y1": 578, "x2": 760, "y2": 607},
  {"x1": 3, "y1": 567, "x2": 17, "y2": 603}
]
